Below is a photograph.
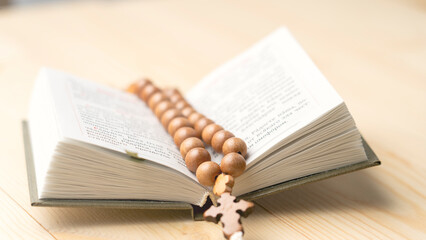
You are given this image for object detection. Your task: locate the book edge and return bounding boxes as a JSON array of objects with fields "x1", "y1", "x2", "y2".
[
  {"x1": 22, "y1": 120, "x2": 204, "y2": 220},
  {"x1": 238, "y1": 136, "x2": 381, "y2": 200},
  {"x1": 22, "y1": 120, "x2": 380, "y2": 221}
]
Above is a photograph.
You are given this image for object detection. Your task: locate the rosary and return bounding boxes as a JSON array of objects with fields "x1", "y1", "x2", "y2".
[{"x1": 127, "y1": 79, "x2": 254, "y2": 240}]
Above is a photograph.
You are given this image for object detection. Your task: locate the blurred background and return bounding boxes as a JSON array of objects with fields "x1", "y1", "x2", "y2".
[
  {"x1": 1, "y1": 0, "x2": 79, "y2": 6},
  {"x1": 0, "y1": 0, "x2": 424, "y2": 239},
  {"x1": 1, "y1": 0, "x2": 61, "y2": 6}
]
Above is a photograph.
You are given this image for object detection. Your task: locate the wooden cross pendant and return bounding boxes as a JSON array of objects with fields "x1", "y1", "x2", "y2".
[{"x1": 204, "y1": 192, "x2": 254, "y2": 239}]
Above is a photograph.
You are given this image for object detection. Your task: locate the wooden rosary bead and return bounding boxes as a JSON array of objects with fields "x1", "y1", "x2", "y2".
[
  {"x1": 188, "y1": 112, "x2": 204, "y2": 125},
  {"x1": 175, "y1": 100, "x2": 190, "y2": 110},
  {"x1": 220, "y1": 153, "x2": 246, "y2": 177},
  {"x1": 163, "y1": 88, "x2": 181, "y2": 98},
  {"x1": 185, "y1": 147, "x2": 211, "y2": 172},
  {"x1": 194, "y1": 118, "x2": 214, "y2": 137},
  {"x1": 154, "y1": 100, "x2": 174, "y2": 118},
  {"x1": 181, "y1": 107, "x2": 195, "y2": 117},
  {"x1": 211, "y1": 130, "x2": 235, "y2": 153},
  {"x1": 148, "y1": 92, "x2": 168, "y2": 110},
  {"x1": 180, "y1": 137, "x2": 205, "y2": 158},
  {"x1": 126, "y1": 78, "x2": 151, "y2": 94},
  {"x1": 202, "y1": 124, "x2": 224, "y2": 146},
  {"x1": 174, "y1": 127, "x2": 198, "y2": 147},
  {"x1": 196, "y1": 161, "x2": 221, "y2": 186},
  {"x1": 213, "y1": 173, "x2": 235, "y2": 196},
  {"x1": 223, "y1": 137, "x2": 247, "y2": 158},
  {"x1": 161, "y1": 109, "x2": 183, "y2": 128},
  {"x1": 137, "y1": 78, "x2": 152, "y2": 88},
  {"x1": 139, "y1": 84, "x2": 159, "y2": 102},
  {"x1": 126, "y1": 82, "x2": 139, "y2": 94},
  {"x1": 168, "y1": 117, "x2": 192, "y2": 136},
  {"x1": 169, "y1": 94, "x2": 183, "y2": 104}
]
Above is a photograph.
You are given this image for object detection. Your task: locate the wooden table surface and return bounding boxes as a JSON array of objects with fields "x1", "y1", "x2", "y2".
[{"x1": 0, "y1": 0, "x2": 425, "y2": 239}]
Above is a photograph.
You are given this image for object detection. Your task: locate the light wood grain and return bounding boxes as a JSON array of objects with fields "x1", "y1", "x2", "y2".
[
  {"x1": 0, "y1": 0, "x2": 425, "y2": 239},
  {"x1": 0, "y1": 189, "x2": 56, "y2": 240}
]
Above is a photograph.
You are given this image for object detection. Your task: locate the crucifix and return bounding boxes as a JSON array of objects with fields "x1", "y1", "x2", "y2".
[{"x1": 204, "y1": 174, "x2": 255, "y2": 240}]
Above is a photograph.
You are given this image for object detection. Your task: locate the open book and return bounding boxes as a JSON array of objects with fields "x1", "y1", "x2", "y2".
[{"x1": 25, "y1": 28, "x2": 379, "y2": 212}]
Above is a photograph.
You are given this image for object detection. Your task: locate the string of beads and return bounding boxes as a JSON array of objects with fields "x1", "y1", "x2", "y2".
[
  {"x1": 126, "y1": 79, "x2": 248, "y2": 194},
  {"x1": 127, "y1": 79, "x2": 254, "y2": 240}
]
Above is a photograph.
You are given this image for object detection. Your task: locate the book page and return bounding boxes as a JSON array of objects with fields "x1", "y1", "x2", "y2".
[
  {"x1": 43, "y1": 69, "x2": 194, "y2": 178},
  {"x1": 186, "y1": 28, "x2": 343, "y2": 166}
]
